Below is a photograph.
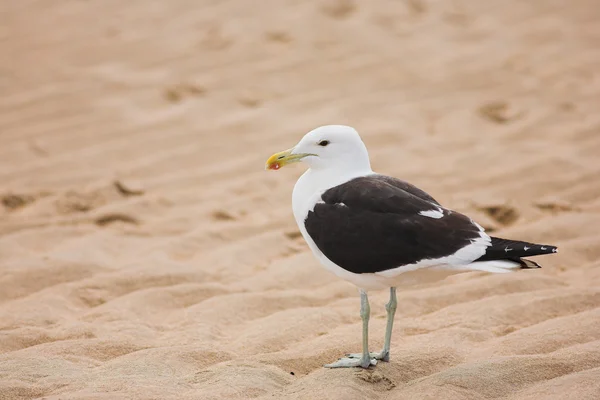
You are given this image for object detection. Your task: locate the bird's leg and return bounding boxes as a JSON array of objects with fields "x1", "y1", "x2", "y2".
[
  {"x1": 324, "y1": 289, "x2": 376, "y2": 368},
  {"x1": 347, "y1": 287, "x2": 397, "y2": 362},
  {"x1": 380, "y1": 287, "x2": 397, "y2": 361}
]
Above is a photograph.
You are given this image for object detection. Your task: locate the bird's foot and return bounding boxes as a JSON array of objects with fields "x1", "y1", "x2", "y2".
[
  {"x1": 346, "y1": 350, "x2": 389, "y2": 362},
  {"x1": 324, "y1": 354, "x2": 377, "y2": 369}
]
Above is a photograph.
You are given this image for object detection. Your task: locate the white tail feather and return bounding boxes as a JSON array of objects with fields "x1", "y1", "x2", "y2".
[{"x1": 459, "y1": 260, "x2": 523, "y2": 273}]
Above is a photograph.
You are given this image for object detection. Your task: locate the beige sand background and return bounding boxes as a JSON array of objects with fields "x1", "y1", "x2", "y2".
[{"x1": 2, "y1": 1, "x2": 600, "y2": 399}]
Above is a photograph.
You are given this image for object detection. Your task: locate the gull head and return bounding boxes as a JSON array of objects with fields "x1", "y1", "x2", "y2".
[{"x1": 265, "y1": 125, "x2": 372, "y2": 172}]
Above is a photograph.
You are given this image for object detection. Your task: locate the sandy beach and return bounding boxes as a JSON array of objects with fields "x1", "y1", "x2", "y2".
[{"x1": 2, "y1": 0, "x2": 600, "y2": 399}]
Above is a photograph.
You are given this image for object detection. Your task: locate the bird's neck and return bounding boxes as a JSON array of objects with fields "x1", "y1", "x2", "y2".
[
  {"x1": 292, "y1": 165, "x2": 374, "y2": 226},
  {"x1": 300, "y1": 165, "x2": 374, "y2": 196},
  {"x1": 292, "y1": 153, "x2": 374, "y2": 222}
]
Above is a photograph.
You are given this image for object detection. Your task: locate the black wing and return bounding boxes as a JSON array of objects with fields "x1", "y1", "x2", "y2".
[
  {"x1": 304, "y1": 176, "x2": 482, "y2": 274},
  {"x1": 475, "y1": 237, "x2": 557, "y2": 262}
]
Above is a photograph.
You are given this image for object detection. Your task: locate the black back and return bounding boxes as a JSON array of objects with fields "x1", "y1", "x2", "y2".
[
  {"x1": 304, "y1": 176, "x2": 482, "y2": 274},
  {"x1": 369, "y1": 174, "x2": 441, "y2": 206}
]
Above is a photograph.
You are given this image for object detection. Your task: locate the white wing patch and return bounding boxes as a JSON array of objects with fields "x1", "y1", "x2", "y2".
[{"x1": 419, "y1": 208, "x2": 444, "y2": 219}]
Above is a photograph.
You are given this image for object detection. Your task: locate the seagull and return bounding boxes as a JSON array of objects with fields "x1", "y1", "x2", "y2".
[{"x1": 265, "y1": 125, "x2": 558, "y2": 369}]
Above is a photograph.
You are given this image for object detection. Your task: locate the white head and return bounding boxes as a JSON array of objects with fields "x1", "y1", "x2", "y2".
[{"x1": 265, "y1": 125, "x2": 372, "y2": 173}]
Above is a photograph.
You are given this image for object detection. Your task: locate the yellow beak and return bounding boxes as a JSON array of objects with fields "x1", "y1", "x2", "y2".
[{"x1": 265, "y1": 148, "x2": 313, "y2": 170}]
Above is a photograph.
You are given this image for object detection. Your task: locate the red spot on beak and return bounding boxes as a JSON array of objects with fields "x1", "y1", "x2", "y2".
[{"x1": 272, "y1": 162, "x2": 281, "y2": 170}]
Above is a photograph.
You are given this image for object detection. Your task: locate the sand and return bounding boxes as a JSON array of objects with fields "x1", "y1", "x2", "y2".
[{"x1": 2, "y1": 0, "x2": 600, "y2": 399}]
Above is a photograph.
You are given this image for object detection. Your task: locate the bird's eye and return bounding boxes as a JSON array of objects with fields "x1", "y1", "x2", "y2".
[{"x1": 318, "y1": 140, "x2": 330, "y2": 147}]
